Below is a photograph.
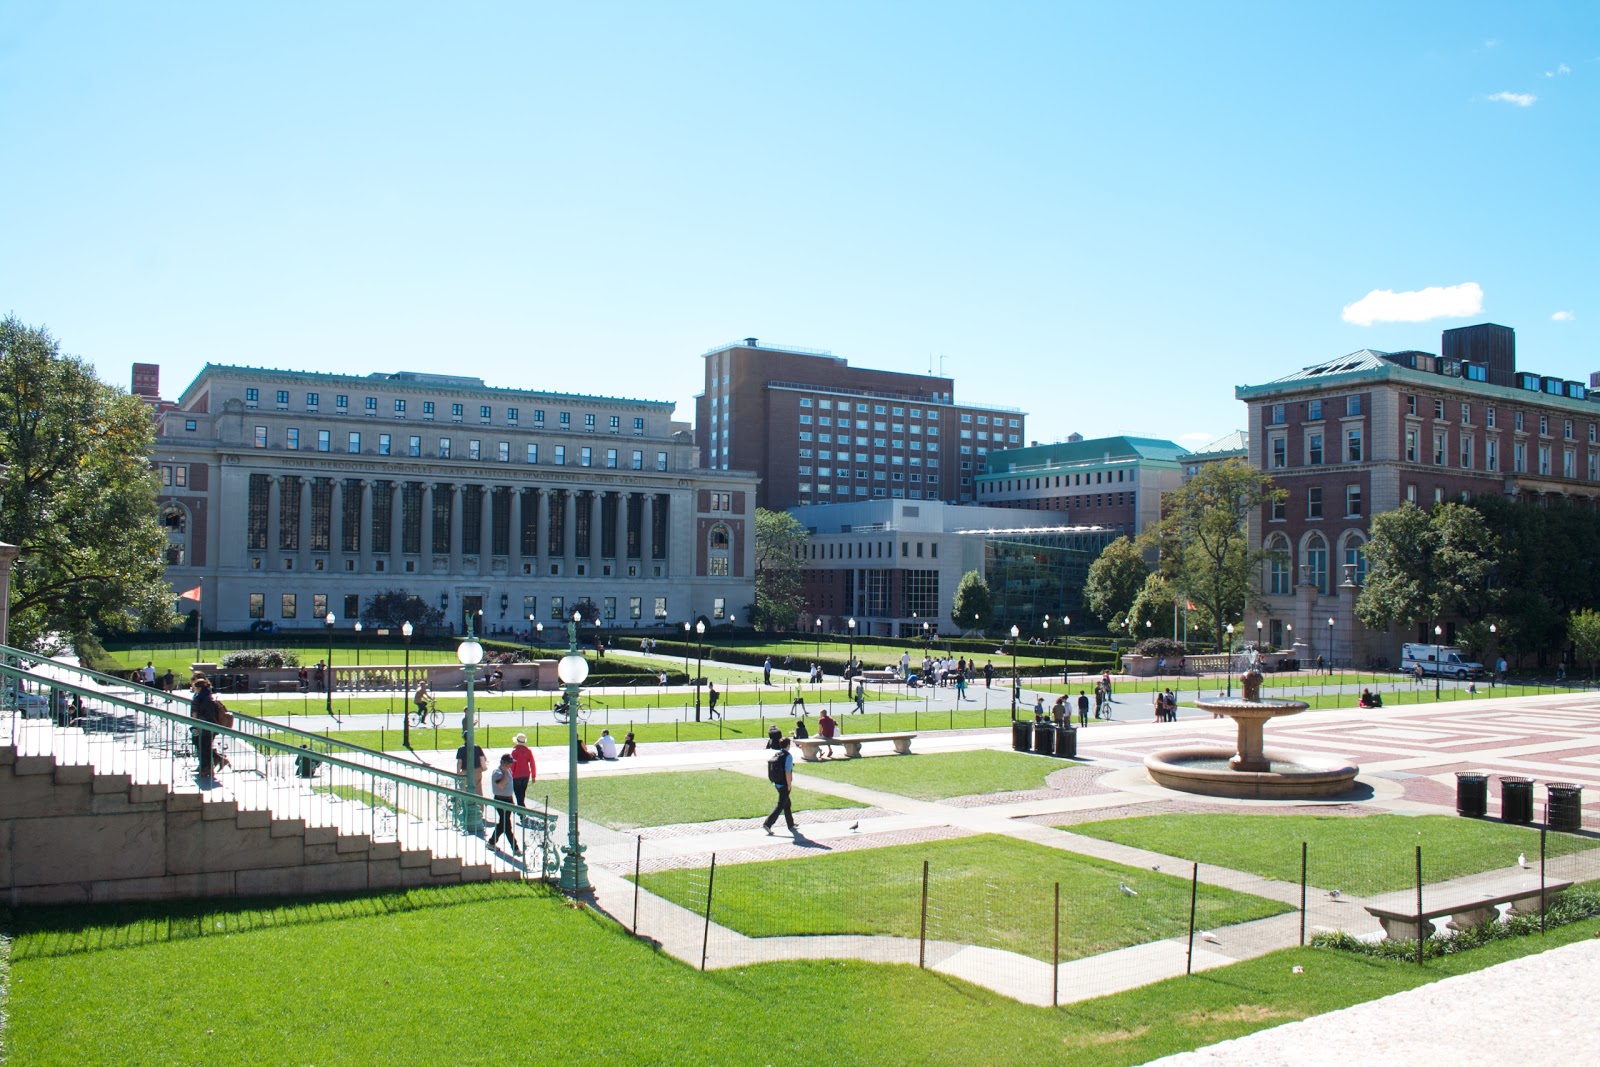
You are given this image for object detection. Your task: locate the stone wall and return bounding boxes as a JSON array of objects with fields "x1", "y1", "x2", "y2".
[{"x1": 0, "y1": 745, "x2": 509, "y2": 905}]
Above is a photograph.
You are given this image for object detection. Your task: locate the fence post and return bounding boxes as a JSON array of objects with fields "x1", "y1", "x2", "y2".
[
  {"x1": 1052, "y1": 881, "x2": 1060, "y2": 1007},
  {"x1": 1415, "y1": 844, "x2": 1425, "y2": 966},
  {"x1": 633, "y1": 834, "x2": 642, "y2": 936},
  {"x1": 701, "y1": 853, "x2": 716, "y2": 972},
  {"x1": 918, "y1": 859, "x2": 930, "y2": 969},
  {"x1": 1540, "y1": 825, "x2": 1548, "y2": 936},
  {"x1": 1186, "y1": 862, "x2": 1198, "y2": 975},
  {"x1": 1300, "y1": 840, "x2": 1308, "y2": 946}
]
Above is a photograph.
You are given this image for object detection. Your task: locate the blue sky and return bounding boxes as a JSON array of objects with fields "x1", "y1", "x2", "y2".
[{"x1": 3, "y1": 2, "x2": 1595, "y2": 449}]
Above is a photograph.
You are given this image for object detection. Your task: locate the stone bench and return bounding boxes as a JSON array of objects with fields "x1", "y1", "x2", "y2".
[
  {"x1": 793, "y1": 732, "x2": 916, "y2": 762},
  {"x1": 859, "y1": 669, "x2": 901, "y2": 684},
  {"x1": 1364, "y1": 874, "x2": 1573, "y2": 940}
]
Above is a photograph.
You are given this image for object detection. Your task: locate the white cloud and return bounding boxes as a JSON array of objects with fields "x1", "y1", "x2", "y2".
[
  {"x1": 1489, "y1": 90, "x2": 1537, "y2": 106},
  {"x1": 1544, "y1": 64, "x2": 1572, "y2": 78},
  {"x1": 1342, "y1": 282, "x2": 1484, "y2": 326},
  {"x1": 1552, "y1": 310, "x2": 1575, "y2": 321}
]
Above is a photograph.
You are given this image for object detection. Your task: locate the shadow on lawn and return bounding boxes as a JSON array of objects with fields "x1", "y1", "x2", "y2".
[{"x1": 2, "y1": 880, "x2": 556, "y2": 960}]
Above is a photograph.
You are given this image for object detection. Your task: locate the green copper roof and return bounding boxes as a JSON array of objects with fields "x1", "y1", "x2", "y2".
[{"x1": 982, "y1": 435, "x2": 1185, "y2": 476}]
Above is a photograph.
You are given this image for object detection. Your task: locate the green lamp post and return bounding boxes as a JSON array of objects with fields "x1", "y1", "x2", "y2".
[
  {"x1": 455, "y1": 619, "x2": 484, "y2": 833},
  {"x1": 557, "y1": 610, "x2": 591, "y2": 893}
]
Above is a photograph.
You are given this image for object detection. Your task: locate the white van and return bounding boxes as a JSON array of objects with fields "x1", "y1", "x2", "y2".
[{"x1": 1399, "y1": 643, "x2": 1484, "y2": 679}]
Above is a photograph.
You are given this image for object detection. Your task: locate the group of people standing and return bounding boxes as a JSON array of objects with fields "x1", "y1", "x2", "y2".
[{"x1": 1152, "y1": 688, "x2": 1180, "y2": 722}]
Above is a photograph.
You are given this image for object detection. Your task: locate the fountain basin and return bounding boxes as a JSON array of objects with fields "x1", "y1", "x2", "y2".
[{"x1": 1145, "y1": 746, "x2": 1360, "y2": 799}]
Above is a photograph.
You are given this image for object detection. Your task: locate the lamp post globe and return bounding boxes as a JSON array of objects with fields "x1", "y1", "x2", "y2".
[
  {"x1": 847, "y1": 617, "x2": 856, "y2": 673},
  {"x1": 557, "y1": 610, "x2": 591, "y2": 894},
  {"x1": 324, "y1": 612, "x2": 336, "y2": 717}
]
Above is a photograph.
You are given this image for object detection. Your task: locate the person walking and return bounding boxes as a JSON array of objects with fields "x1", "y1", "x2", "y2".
[
  {"x1": 762, "y1": 738, "x2": 797, "y2": 836},
  {"x1": 487, "y1": 755, "x2": 521, "y2": 856},
  {"x1": 456, "y1": 731, "x2": 487, "y2": 796},
  {"x1": 708, "y1": 681, "x2": 721, "y2": 720},
  {"x1": 509, "y1": 732, "x2": 536, "y2": 807},
  {"x1": 983, "y1": 660, "x2": 995, "y2": 689},
  {"x1": 791, "y1": 679, "x2": 806, "y2": 713},
  {"x1": 763, "y1": 657, "x2": 773, "y2": 686},
  {"x1": 954, "y1": 670, "x2": 967, "y2": 702},
  {"x1": 189, "y1": 675, "x2": 222, "y2": 785},
  {"x1": 853, "y1": 678, "x2": 865, "y2": 714}
]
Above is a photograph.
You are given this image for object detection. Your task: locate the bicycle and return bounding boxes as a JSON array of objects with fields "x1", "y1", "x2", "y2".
[{"x1": 412, "y1": 695, "x2": 443, "y2": 728}]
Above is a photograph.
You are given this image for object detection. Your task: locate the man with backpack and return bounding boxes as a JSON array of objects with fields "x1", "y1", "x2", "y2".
[{"x1": 762, "y1": 737, "x2": 797, "y2": 836}]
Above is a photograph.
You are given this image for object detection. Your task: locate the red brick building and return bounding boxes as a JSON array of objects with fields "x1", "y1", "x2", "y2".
[
  {"x1": 694, "y1": 339, "x2": 1026, "y2": 510},
  {"x1": 1236, "y1": 323, "x2": 1600, "y2": 664}
]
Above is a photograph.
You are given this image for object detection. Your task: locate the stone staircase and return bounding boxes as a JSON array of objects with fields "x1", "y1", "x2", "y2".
[{"x1": 1, "y1": 743, "x2": 519, "y2": 906}]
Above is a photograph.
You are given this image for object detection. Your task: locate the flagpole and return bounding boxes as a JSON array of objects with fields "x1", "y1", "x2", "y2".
[{"x1": 196, "y1": 586, "x2": 202, "y2": 667}]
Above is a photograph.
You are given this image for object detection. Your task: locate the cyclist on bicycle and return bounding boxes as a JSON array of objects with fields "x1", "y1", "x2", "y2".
[{"x1": 413, "y1": 679, "x2": 432, "y2": 725}]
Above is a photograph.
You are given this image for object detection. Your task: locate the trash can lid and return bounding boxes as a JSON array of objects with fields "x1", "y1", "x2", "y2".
[
  {"x1": 1454, "y1": 771, "x2": 1489, "y2": 780},
  {"x1": 1546, "y1": 781, "x2": 1581, "y2": 791},
  {"x1": 1498, "y1": 775, "x2": 1535, "y2": 783}
]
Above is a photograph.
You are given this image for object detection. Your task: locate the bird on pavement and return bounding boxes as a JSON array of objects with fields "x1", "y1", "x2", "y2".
[
  {"x1": 1151, "y1": 865, "x2": 1161, "y2": 872},
  {"x1": 1119, "y1": 883, "x2": 1138, "y2": 897},
  {"x1": 849, "y1": 822, "x2": 860, "y2": 832},
  {"x1": 1518, "y1": 852, "x2": 1528, "y2": 868},
  {"x1": 1200, "y1": 931, "x2": 1220, "y2": 943},
  {"x1": 1329, "y1": 889, "x2": 1342, "y2": 900}
]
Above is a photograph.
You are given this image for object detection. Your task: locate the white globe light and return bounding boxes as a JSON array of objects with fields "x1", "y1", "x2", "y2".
[
  {"x1": 557, "y1": 653, "x2": 589, "y2": 685},
  {"x1": 696, "y1": 621, "x2": 705, "y2": 635},
  {"x1": 457, "y1": 639, "x2": 484, "y2": 666},
  {"x1": 401, "y1": 621, "x2": 413, "y2": 637}
]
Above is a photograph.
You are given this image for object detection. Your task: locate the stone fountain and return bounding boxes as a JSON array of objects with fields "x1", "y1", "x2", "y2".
[{"x1": 1143, "y1": 658, "x2": 1359, "y2": 799}]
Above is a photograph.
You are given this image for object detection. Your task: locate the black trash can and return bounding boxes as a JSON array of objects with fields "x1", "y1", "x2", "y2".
[
  {"x1": 1455, "y1": 772, "x2": 1488, "y2": 817},
  {"x1": 1012, "y1": 720, "x2": 1033, "y2": 752},
  {"x1": 1032, "y1": 722, "x2": 1057, "y2": 755},
  {"x1": 1547, "y1": 781, "x2": 1584, "y2": 832},
  {"x1": 1499, "y1": 776, "x2": 1535, "y2": 824},
  {"x1": 1055, "y1": 725, "x2": 1078, "y2": 759}
]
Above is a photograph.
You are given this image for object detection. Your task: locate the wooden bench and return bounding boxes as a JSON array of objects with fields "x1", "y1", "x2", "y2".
[
  {"x1": 1363, "y1": 874, "x2": 1573, "y2": 940},
  {"x1": 793, "y1": 731, "x2": 916, "y2": 762}
]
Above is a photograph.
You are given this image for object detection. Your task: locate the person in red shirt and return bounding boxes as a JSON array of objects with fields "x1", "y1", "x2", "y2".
[{"x1": 509, "y1": 732, "x2": 537, "y2": 807}]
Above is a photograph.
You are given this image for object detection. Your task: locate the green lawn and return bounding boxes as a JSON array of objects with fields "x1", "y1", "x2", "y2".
[
  {"x1": 1065, "y1": 814, "x2": 1561, "y2": 895},
  {"x1": 639, "y1": 835, "x2": 1289, "y2": 962},
  {"x1": 530, "y1": 769, "x2": 864, "y2": 829},
  {"x1": 7, "y1": 881, "x2": 1598, "y2": 1065},
  {"x1": 793, "y1": 748, "x2": 1070, "y2": 800}
]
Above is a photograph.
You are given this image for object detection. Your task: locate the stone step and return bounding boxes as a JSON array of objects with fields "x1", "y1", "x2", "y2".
[
  {"x1": 54, "y1": 763, "x2": 93, "y2": 785},
  {"x1": 0, "y1": 744, "x2": 15, "y2": 765},
  {"x1": 92, "y1": 772, "x2": 133, "y2": 794},
  {"x1": 490, "y1": 869, "x2": 524, "y2": 882},
  {"x1": 460, "y1": 863, "x2": 493, "y2": 883},
  {"x1": 399, "y1": 849, "x2": 433, "y2": 868},
  {"x1": 236, "y1": 809, "x2": 271, "y2": 829},
  {"x1": 270, "y1": 817, "x2": 307, "y2": 838},
  {"x1": 130, "y1": 783, "x2": 170, "y2": 803},
  {"x1": 430, "y1": 856, "x2": 463, "y2": 877},
  {"x1": 14, "y1": 755, "x2": 55, "y2": 776},
  {"x1": 201, "y1": 800, "x2": 240, "y2": 822}
]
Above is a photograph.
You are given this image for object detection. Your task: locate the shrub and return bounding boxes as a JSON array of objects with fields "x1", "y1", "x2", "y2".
[
  {"x1": 1131, "y1": 637, "x2": 1185, "y2": 660},
  {"x1": 218, "y1": 648, "x2": 301, "y2": 669}
]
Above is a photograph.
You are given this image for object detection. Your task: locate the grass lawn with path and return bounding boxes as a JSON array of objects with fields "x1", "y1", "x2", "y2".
[
  {"x1": 1065, "y1": 813, "x2": 1566, "y2": 895},
  {"x1": 638, "y1": 834, "x2": 1290, "y2": 962},
  {"x1": 7, "y1": 882, "x2": 1598, "y2": 1066},
  {"x1": 531, "y1": 768, "x2": 865, "y2": 829},
  {"x1": 792, "y1": 748, "x2": 1070, "y2": 800}
]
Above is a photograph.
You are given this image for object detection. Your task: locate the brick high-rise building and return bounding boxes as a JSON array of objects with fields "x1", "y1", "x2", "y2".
[
  {"x1": 694, "y1": 339, "x2": 1026, "y2": 510},
  {"x1": 1236, "y1": 322, "x2": 1600, "y2": 664}
]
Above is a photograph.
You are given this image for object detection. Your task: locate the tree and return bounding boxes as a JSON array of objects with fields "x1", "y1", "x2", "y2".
[
  {"x1": 1082, "y1": 535, "x2": 1149, "y2": 630},
  {"x1": 752, "y1": 508, "x2": 807, "y2": 629},
  {"x1": 0, "y1": 317, "x2": 174, "y2": 650},
  {"x1": 1356, "y1": 501, "x2": 1497, "y2": 634},
  {"x1": 1568, "y1": 609, "x2": 1600, "y2": 681},
  {"x1": 1139, "y1": 459, "x2": 1283, "y2": 652},
  {"x1": 951, "y1": 570, "x2": 993, "y2": 634},
  {"x1": 1126, "y1": 572, "x2": 1179, "y2": 642},
  {"x1": 361, "y1": 589, "x2": 446, "y2": 631}
]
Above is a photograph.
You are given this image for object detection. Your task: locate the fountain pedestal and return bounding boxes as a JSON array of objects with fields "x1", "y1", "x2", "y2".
[{"x1": 1142, "y1": 668, "x2": 1360, "y2": 799}]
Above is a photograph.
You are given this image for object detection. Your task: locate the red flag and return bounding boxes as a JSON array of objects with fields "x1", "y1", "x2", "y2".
[
  {"x1": 178, "y1": 586, "x2": 202, "y2": 601},
  {"x1": 1186, "y1": 600, "x2": 1196, "y2": 611}
]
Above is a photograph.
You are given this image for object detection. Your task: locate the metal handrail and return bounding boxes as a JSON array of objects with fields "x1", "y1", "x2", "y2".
[
  {"x1": 2, "y1": 659, "x2": 559, "y2": 880},
  {"x1": 1, "y1": 645, "x2": 457, "y2": 789}
]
